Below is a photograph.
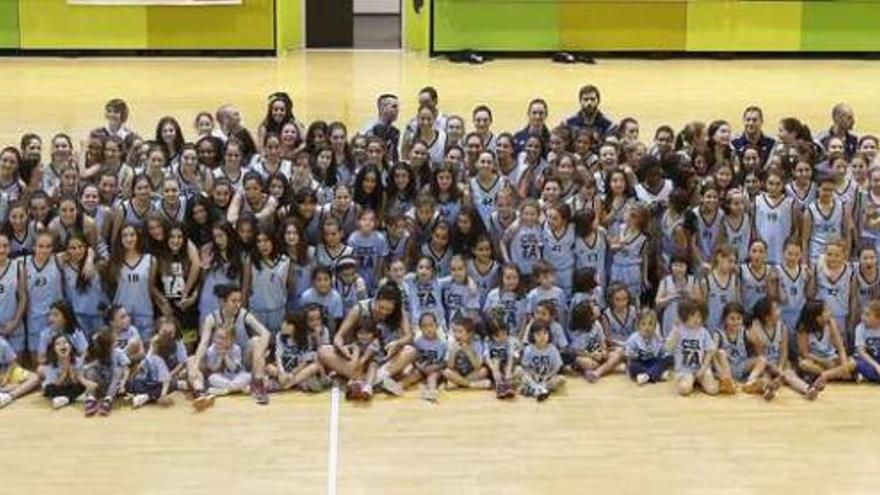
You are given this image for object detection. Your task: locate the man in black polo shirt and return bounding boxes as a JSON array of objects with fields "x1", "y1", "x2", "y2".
[
  {"x1": 564, "y1": 85, "x2": 614, "y2": 140},
  {"x1": 732, "y1": 105, "x2": 775, "y2": 165},
  {"x1": 513, "y1": 98, "x2": 551, "y2": 155},
  {"x1": 817, "y1": 103, "x2": 858, "y2": 159}
]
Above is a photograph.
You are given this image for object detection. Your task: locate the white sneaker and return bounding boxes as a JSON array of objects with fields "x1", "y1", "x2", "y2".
[
  {"x1": 52, "y1": 396, "x2": 71, "y2": 409},
  {"x1": 132, "y1": 394, "x2": 150, "y2": 409},
  {"x1": 856, "y1": 373, "x2": 865, "y2": 384},
  {"x1": 0, "y1": 392, "x2": 13, "y2": 408},
  {"x1": 636, "y1": 373, "x2": 650, "y2": 386},
  {"x1": 207, "y1": 387, "x2": 230, "y2": 397}
]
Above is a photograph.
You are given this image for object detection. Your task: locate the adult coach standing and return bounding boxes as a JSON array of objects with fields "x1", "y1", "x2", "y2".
[
  {"x1": 361, "y1": 93, "x2": 401, "y2": 163},
  {"x1": 732, "y1": 106, "x2": 775, "y2": 165},
  {"x1": 817, "y1": 103, "x2": 858, "y2": 159},
  {"x1": 564, "y1": 85, "x2": 614, "y2": 141}
]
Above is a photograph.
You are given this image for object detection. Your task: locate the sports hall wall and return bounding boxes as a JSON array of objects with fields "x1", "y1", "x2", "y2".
[{"x1": 432, "y1": 0, "x2": 880, "y2": 52}]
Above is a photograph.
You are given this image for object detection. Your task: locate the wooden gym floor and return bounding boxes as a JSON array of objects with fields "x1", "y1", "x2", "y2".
[{"x1": 2, "y1": 51, "x2": 880, "y2": 494}]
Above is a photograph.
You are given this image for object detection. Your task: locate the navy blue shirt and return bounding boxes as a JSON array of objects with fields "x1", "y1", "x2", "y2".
[
  {"x1": 564, "y1": 110, "x2": 614, "y2": 139},
  {"x1": 732, "y1": 133, "x2": 775, "y2": 163},
  {"x1": 817, "y1": 127, "x2": 858, "y2": 159},
  {"x1": 513, "y1": 125, "x2": 550, "y2": 155}
]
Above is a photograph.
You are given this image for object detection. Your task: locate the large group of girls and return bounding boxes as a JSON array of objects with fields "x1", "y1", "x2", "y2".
[{"x1": 1, "y1": 84, "x2": 879, "y2": 416}]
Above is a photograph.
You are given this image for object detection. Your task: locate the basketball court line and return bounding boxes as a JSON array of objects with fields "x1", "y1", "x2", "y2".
[{"x1": 326, "y1": 383, "x2": 341, "y2": 495}]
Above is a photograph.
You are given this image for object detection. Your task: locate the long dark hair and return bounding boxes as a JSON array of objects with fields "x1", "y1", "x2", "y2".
[
  {"x1": 374, "y1": 281, "x2": 404, "y2": 331},
  {"x1": 795, "y1": 300, "x2": 826, "y2": 336},
  {"x1": 208, "y1": 221, "x2": 243, "y2": 281},
  {"x1": 387, "y1": 161, "x2": 418, "y2": 203},
  {"x1": 87, "y1": 327, "x2": 116, "y2": 365},
  {"x1": 155, "y1": 116, "x2": 185, "y2": 159},
  {"x1": 252, "y1": 225, "x2": 279, "y2": 271},
  {"x1": 45, "y1": 334, "x2": 74, "y2": 367},
  {"x1": 352, "y1": 164, "x2": 385, "y2": 212},
  {"x1": 262, "y1": 92, "x2": 294, "y2": 135},
  {"x1": 66, "y1": 232, "x2": 95, "y2": 293},
  {"x1": 101, "y1": 223, "x2": 141, "y2": 295},
  {"x1": 279, "y1": 216, "x2": 310, "y2": 264},
  {"x1": 51, "y1": 300, "x2": 78, "y2": 334}
]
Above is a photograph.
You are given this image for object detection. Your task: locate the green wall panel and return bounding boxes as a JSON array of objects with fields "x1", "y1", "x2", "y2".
[
  {"x1": 560, "y1": 2, "x2": 686, "y2": 51},
  {"x1": 277, "y1": 0, "x2": 303, "y2": 51},
  {"x1": 0, "y1": 0, "x2": 19, "y2": 48},
  {"x1": 802, "y1": 2, "x2": 880, "y2": 51},
  {"x1": 19, "y1": 0, "x2": 148, "y2": 49},
  {"x1": 146, "y1": 0, "x2": 274, "y2": 49},
  {"x1": 687, "y1": 1, "x2": 802, "y2": 51},
  {"x1": 433, "y1": 0, "x2": 559, "y2": 51}
]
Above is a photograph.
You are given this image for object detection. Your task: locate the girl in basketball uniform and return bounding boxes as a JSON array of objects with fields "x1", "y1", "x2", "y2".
[
  {"x1": 573, "y1": 209, "x2": 608, "y2": 290},
  {"x1": 126, "y1": 331, "x2": 178, "y2": 409},
  {"x1": 213, "y1": 140, "x2": 248, "y2": 194},
  {"x1": 352, "y1": 165, "x2": 384, "y2": 213},
  {"x1": 655, "y1": 255, "x2": 699, "y2": 336},
  {"x1": 518, "y1": 321, "x2": 566, "y2": 401},
  {"x1": 567, "y1": 174, "x2": 601, "y2": 219},
  {"x1": 229, "y1": 173, "x2": 277, "y2": 232},
  {"x1": 103, "y1": 224, "x2": 161, "y2": 341},
  {"x1": 608, "y1": 205, "x2": 649, "y2": 305},
  {"x1": 428, "y1": 163, "x2": 463, "y2": 222},
  {"x1": 419, "y1": 220, "x2": 453, "y2": 278},
  {"x1": 385, "y1": 162, "x2": 417, "y2": 219},
  {"x1": 384, "y1": 214, "x2": 410, "y2": 261},
  {"x1": 786, "y1": 155, "x2": 816, "y2": 212},
  {"x1": 469, "y1": 150, "x2": 505, "y2": 229},
  {"x1": 440, "y1": 254, "x2": 482, "y2": 325},
  {"x1": 0, "y1": 147, "x2": 25, "y2": 204},
  {"x1": 854, "y1": 300, "x2": 880, "y2": 383},
  {"x1": 722, "y1": 188, "x2": 752, "y2": 263},
  {"x1": 583, "y1": 284, "x2": 633, "y2": 382},
  {"x1": 82, "y1": 328, "x2": 131, "y2": 417},
  {"x1": 777, "y1": 240, "x2": 809, "y2": 346},
  {"x1": 700, "y1": 246, "x2": 740, "y2": 333},
  {"x1": 713, "y1": 302, "x2": 770, "y2": 396},
  {"x1": 321, "y1": 185, "x2": 359, "y2": 239},
  {"x1": 111, "y1": 174, "x2": 155, "y2": 245},
  {"x1": 831, "y1": 153, "x2": 858, "y2": 212},
  {"x1": 664, "y1": 298, "x2": 719, "y2": 396},
  {"x1": 29, "y1": 192, "x2": 54, "y2": 229},
  {"x1": 554, "y1": 153, "x2": 579, "y2": 202},
  {"x1": 347, "y1": 209, "x2": 389, "y2": 292},
  {"x1": 334, "y1": 257, "x2": 368, "y2": 315},
  {"x1": 796, "y1": 300, "x2": 856, "y2": 388},
  {"x1": 501, "y1": 199, "x2": 543, "y2": 282},
  {"x1": 483, "y1": 264, "x2": 527, "y2": 336},
  {"x1": 252, "y1": 133, "x2": 293, "y2": 182},
  {"x1": 248, "y1": 228, "x2": 292, "y2": 335},
  {"x1": 39, "y1": 334, "x2": 88, "y2": 409},
  {"x1": 693, "y1": 184, "x2": 725, "y2": 266},
  {"x1": 851, "y1": 245, "x2": 880, "y2": 325},
  {"x1": 299, "y1": 266, "x2": 345, "y2": 334},
  {"x1": 810, "y1": 238, "x2": 853, "y2": 339},
  {"x1": 3, "y1": 202, "x2": 38, "y2": 259},
  {"x1": 268, "y1": 313, "x2": 325, "y2": 392},
  {"x1": 802, "y1": 174, "x2": 849, "y2": 264},
  {"x1": 140, "y1": 146, "x2": 167, "y2": 195},
  {"x1": 515, "y1": 134, "x2": 547, "y2": 199},
  {"x1": 485, "y1": 187, "x2": 517, "y2": 242},
  {"x1": 198, "y1": 222, "x2": 245, "y2": 321},
  {"x1": 24, "y1": 231, "x2": 64, "y2": 362},
  {"x1": 402, "y1": 257, "x2": 446, "y2": 327},
  {"x1": 467, "y1": 235, "x2": 500, "y2": 307},
  {"x1": 443, "y1": 314, "x2": 491, "y2": 390},
  {"x1": 79, "y1": 185, "x2": 112, "y2": 256},
  {"x1": 481, "y1": 315, "x2": 516, "y2": 399},
  {"x1": 47, "y1": 196, "x2": 102, "y2": 253},
  {"x1": 315, "y1": 217, "x2": 353, "y2": 272},
  {"x1": 624, "y1": 309, "x2": 670, "y2": 385},
  {"x1": 601, "y1": 169, "x2": 635, "y2": 238},
  {"x1": 753, "y1": 169, "x2": 796, "y2": 265},
  {"x1": 105, "y1": 304, "x2": 145, "y2": 365},
  {"x1": 450, "y1": 206, "x2": 484, "y2": 256},
  {"x1": 190, "y1": 284, "x2": 271, "y2": 405},
  {"x1": 0, "y1": 234, "x2": 26, "y2": 354},
  {"x1": 400, "y1": 311, "x2": 447, "y2": 401},
  {"x1": 204, "y1": 326, "x2": 252, "y2": 397},
  {"x1": 748, "y1": 297, "x2": 819, "y2": 399},
  {"x1": 566, "y1": 301, "x2": 609, "y2": 379},
  {"x1": 155, "y1": 226, "x2": 201, "y2": 333},
  {"x1": 60, "y1": 233, "x2": 107, "y2": 336},
  {"x1": 174, "y1": 144, "x2": 213, "y2": 200},
  {"x1": 740, "y1": 239, "x2": 778, "y2": 313},
  {"x1": 543, "y1": 203, "x2": 577, "y2": 296}
]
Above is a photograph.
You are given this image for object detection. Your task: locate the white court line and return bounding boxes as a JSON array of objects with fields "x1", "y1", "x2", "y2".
[{"x1": 327, "y1": 384, "x2": 341, "y2": 495}]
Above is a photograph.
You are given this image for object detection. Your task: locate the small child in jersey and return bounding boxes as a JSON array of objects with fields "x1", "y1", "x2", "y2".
[
  {"x1": 269, "y1": 312, "x2": 325, "y2": 392},
  {"x1": 483, "y1": 313, "x2": 517, "y2": 399},
  {"x1": 205, "y1": 326, "x2": 252, "y2": 397},
  {"x1": 439, "y1": 254, "x2": 481, "y2": 325},
  {"x1": 334, "y1": 257, "x2": 369, "y2": 316},
  {"x1": 483, "y1": 264, "x2": 528, "y2": 337},
  {"x1": 402, "y1": 311, "x2": 447, "y2": 402},
  {"x1": 127, "y1": 332, "x2": 177, "y2": 409},
  {"x1": 570, "y1": 267, "x2": 603, "y2": 314},
  {"x1": 710, "y1": 303, "x2": 753, "y2": 396},
  {"x1": 405, "y1": 257, "x2": 445, "y2": 329},
  {"x1": 83, "y1": 328, "x2": 132, "y2": 416},
  {"x1": 151, "y1": 317, "x2": 189, "y2": 390},
  {"x1": 795, "y1": 300, "x2": 855, "y2": 389},
  {"x1": 344, "y1": 318, "x2": 381, "y2": 401},
  {"x1": 854, "y1": 300, "x2": 880, "y2": 384},
  {"x1": 624, "y1": 309, "x2": 670, "y2": 385},
  {"x1": 526, "y1": 261, "x2": 569, "y2": 326},
  {"x1": 0, "y1": 335, "x2": 39, "y2": 408},
  {"x1": 564, "y1": 301, "x2": 608, "y2": 380},
  {"x1": 39, "y1": 334, "x2": 88, "y2": 409},
  {"x1": 442, "y1": 315, "x2": 491, "y2": 390},
  {"x1": 518, "y1": 323, "x2": 565, "y2": 401},
  {"x1": 665, "y1": 298, "x2": 719, "y2": 396}
]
